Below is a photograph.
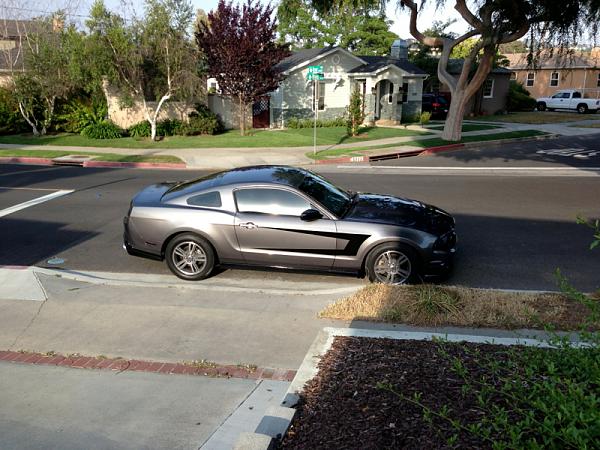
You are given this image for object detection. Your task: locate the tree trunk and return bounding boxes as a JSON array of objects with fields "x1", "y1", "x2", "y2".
[
  {"x1": 239, "y1": 96, "x2": 245, "y2": 136},
  {"x1": 18, "y1": 101, "x2": 40, "y2": 136},
  {"x1": 441, "y1": 91, "x2": 469, "y2": 141},
  {"x1": 150, "y1": 119, "x2": 157, "y2": 141}
]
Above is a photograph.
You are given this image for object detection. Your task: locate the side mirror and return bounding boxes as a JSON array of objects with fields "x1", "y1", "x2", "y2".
[{"x1": 300, "y1": 208, "x2": 323, "y2": 221}]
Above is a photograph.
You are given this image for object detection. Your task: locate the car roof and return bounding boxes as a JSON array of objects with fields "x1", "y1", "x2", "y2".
[{"x1": 164, "y1": 165, "x2": 310, "y2": 198}]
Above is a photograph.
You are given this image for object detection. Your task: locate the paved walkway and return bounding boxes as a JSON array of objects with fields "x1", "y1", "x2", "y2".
[{"x1": 1, "y1": 118, "x2": 599, "y2": 169}]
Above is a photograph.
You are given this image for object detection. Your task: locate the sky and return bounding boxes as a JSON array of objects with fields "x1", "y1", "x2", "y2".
[{"x1": 4, "y1": 0, "x2": 469, "y2": 39}]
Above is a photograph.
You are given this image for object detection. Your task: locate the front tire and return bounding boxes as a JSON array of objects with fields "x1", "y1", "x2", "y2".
[
  {"x1": 366, "y1": 243, "x2": 421, "y2": 285},
  {"x1": 165, "y1": 233, "x2": 215, "y2": 281},
  {"x1": 577, "y1": 104, "x2": 588, "y2": 114}
]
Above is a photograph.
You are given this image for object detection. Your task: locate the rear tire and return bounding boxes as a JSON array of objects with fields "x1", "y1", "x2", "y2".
[
  {"x1": 366, "y1": 243, "x2": 421, "y2": 285},
  {"x1": 537, "y1": 102, "x2": 546, "y2": 112},
  {"x1": 577, "y1": 104, "x2": 588, "y2": 114},
  {"x1": 165, "y1": 233, "x2": 215, "y2": 281}
]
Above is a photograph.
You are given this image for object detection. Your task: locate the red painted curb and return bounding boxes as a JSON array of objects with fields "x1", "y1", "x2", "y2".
[
  {"x1": 0, "y1": 350, "x2": 296, "y2": 382},
  {"x1": 0, "y1": 157, "x2": 53, "y2": 165},
  {"x1": 419, "y1": 143, "x2": 465, "y2": 155},
  {"x1": 82, "y1": 160, "x2": 186, "y2": 169}
]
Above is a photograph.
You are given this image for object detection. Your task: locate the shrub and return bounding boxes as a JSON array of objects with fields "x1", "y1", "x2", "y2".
[
  {"x1": 0, "y1": 87, "x2": 28, "y2": 135},
  {"x1": 287, "y1": 116, "x2": 347, "y2": 129},
  {"x1": 507, "y1": 81, "x2": 537, "y2": 111},
  {"x1": 157, "y1": 119, "x2": 183, "y2": 136},
  {"x1": 81, "y1": 120, "x2": 123, "y2": 139},
  {"x1": 347, "y1": 89, "x2": 365, "y2": 137},
  {"x1": 128, "y1": 121, "x2": 151, "y2": 138},
  {"x1": 420, "y1": 111, "x2": 432, "y2": 125},
  {"x1": 56, "y1": 99, "x2": 108, "y2": 133},
  {"x1": 179, "y1": 115, "x2": 222, "y2": 135}
]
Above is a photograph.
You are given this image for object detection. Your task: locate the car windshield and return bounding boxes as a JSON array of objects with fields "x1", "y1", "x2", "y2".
[{"x1": 297, "y1": 172, "x2": 351, "y2": 217}]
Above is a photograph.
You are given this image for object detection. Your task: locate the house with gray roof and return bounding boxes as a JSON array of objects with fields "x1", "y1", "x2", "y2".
[
  {"x1": 267, "y1": 40, "x2": 427, "y2": 128},
  {"x1": 209, "y1": 40, "x2": 428, "y2": 129}
]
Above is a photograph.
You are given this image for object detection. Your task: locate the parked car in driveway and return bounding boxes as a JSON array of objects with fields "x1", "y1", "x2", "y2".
[
  {"x1": 123, "y1": 166, "x2": 456, "y2": 285},
  {"x1": 536, "y1": 90, "x2": 600, "y2": 114},
  {"x1": 421, "y1": 93, "x2": 450, "y2": 118}
]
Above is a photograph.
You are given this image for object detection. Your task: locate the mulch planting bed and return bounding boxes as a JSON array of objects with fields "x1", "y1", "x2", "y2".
[{"x1": 279, "y1": 336, "x2": 565, "y2": 449}]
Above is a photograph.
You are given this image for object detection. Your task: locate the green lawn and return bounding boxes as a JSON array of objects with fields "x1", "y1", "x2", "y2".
[
  {"x1": 309, "y1": 130, "x2": 548, "y2": 159},
  {"x1": 470, "y1": 111, "x2": 596, "y2": 124},
  {"x1": 0, "y1": 127, "x2": 431, "y2": 149},
  {"x1": 425, "y1": 124, "x2": 501, "y2": 132},
  {"x1": 0, "y1": 149, "x2": 183, "y2": 164}
]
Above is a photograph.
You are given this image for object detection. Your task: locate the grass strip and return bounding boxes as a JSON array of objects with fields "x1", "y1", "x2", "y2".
[
  {"x1": 425, "y1": 124, "x2": 502, "y2": 132},
  {"x1": 0, "y1": 127, "x2": 431, "y2": 149},
  {"x1": 320, "y1": 283, "x2": 599, "y2": 330},
  {"x1": 0, "y1": 149, "x2": 183, "y2": 164},
  {"x1": 308, "y1": 129, "x2": 548, "y2": 160},
  {"x1": 470, "y1": 111, "x2": 595, "y2": 123}
]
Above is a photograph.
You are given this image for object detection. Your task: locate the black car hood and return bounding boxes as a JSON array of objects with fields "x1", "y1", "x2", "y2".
[{"x1": 344, "y1": 193, "x2": 454, "y2": 235}]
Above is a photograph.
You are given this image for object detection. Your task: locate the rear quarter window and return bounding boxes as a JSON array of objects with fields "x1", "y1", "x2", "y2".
[{"x1": 187, "y1": 191, "x2": 222, "y2": 207}]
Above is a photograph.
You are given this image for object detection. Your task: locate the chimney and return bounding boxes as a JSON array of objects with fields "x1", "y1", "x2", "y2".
[{"x1": 391, "y1": 39, "x2": 408, "y2": 60}]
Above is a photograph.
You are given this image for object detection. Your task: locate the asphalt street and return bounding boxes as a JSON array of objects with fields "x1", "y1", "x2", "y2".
[{"x1": 0, "y1": 134, "x2": 599, "y2": 291}]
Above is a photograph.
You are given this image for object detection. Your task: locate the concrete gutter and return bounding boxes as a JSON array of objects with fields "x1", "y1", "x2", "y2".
[{"x1": 236, "y1": 325, "x2": 588, "y2": 449}]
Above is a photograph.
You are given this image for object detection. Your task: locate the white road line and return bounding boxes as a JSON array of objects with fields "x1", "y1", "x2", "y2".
[
  {"x1": 0, "y1": 189, "x2": 74, "y2": 218},
  {"x1": 0, "y1": 186, "x2": 58, "y2": 191}
]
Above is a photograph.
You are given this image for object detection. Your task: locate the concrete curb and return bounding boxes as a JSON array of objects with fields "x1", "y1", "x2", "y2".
[
  {"x1": 313, "y1": 133, "x2": 561, "y2": 165},
  {"x1": 238, "y1": 325, "x2": 589, "y2": 449},
  {"x1": 0, "y1": 156, "x2": 53, "y2": 166},
  {"x1": 0, "y1": 156, "x2": 187, "y2": 170}
]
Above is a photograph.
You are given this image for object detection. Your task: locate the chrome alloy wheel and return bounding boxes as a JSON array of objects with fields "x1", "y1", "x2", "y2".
[
  {"x1": 172, "y1": 241, "x2": 207, "y2": 276},
  {"x1": 373, "y1": 250, "x2": 412, "y2": 284}
]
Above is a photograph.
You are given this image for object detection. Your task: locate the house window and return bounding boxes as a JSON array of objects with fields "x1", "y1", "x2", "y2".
[
  {"x1": 550, "y1": 72, "x2": 559, "y2": 87},
  {"x1": 312, "y1": 82, "x2": 325, "y2": 111},
  {"x1": 388, "y1": 82, "x2": 394, "y2": 104},
  {"x1": 483, "y1": 78, "x2": 494, "y2": 98},
  {"x1": 597, "y1": 73, "x2": 600, "y2": 87},
  {"x1": 402, "y1": 82, "x2": 408, "y2": 102},
  {"x1": 526, "y1": 72, "x2": 535, "y2": 87}
]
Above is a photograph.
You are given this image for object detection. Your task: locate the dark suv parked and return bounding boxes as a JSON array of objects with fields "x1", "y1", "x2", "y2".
[{"x1": 422, "y1": 94, "x2": 449, "y2": 118}]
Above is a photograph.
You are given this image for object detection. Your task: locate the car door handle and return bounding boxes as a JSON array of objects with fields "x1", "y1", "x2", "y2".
[{"x1": 239, "y1": 222, "x2": 258, "y2": 229}]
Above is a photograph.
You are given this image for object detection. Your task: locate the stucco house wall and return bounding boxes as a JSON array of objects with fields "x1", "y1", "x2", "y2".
[
  {"x1": 103, "y1": 82, "x2": 196, "y2": 129},
  {"x1": 207, "y1": 94, "x2": 252, "y2": 130},
  {"x1": 507, "y1": 50, "x2": 600, "y2": 99},
  {"x1": 271, "y1": 50, "x2": 360, "y2": 126}
]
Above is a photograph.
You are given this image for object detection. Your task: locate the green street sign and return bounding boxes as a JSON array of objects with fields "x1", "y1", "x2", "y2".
[
  {"x1": 306, "y1": 73, "x2": 324, "y2": 81},
  {"x1": 307, "y1": 65, "x2": 323, "y2": 74}
]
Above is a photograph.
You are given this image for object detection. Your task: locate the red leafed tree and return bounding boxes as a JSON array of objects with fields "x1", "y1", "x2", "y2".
[{"x1": 196, "y1": 0, "x2": 290, "y2": 135}]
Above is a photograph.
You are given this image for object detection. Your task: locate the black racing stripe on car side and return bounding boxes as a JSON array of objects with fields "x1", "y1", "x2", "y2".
[{"x1": 259, "y1": 227, "x2": 370, "y2": 256}]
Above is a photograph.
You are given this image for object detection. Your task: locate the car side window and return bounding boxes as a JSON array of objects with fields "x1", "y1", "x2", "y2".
[
  {"x1": 187, "y1": 191, "x2": 222, "y2": 207},
  {"x1": 572, "y1": 92, "x2": 582, "y2": 98},
  {"x1": 235, "y1": 188, "x2": 311, "y2": 216}
]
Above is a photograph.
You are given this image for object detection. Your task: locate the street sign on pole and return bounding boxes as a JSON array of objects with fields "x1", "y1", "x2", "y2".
[{"x1": 307, "y1": 66, "x2": 323, "y2": 157}]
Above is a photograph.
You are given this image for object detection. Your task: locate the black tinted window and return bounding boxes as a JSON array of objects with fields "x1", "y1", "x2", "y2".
[
  {"x1": 572, "y1": 91, "x2": 582, "y2": 98},
  {"x1": 235, "y1": 188, "x2": 310, "y2": 216},
  {"x1": 187, "y1": 191, "x2": 222, "y2": 207},
  {"x1": 298, "y1": 173, "x2": 350, "y2": 217}
]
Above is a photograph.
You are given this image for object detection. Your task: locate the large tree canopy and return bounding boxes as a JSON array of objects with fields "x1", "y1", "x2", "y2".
[
  {"x1": 312, "y1": 0, "x2": 600, "y2": 140},
  {"x1": 277, "y1": 0, "x2": 398, "y2": 56},
  {"x1": 196, "y1": 0, "x2": 290, "y2": 135}
]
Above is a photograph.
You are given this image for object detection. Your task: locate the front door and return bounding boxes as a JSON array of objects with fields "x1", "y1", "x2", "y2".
[
  {"x1": 252, "y1": 97, "x2": 270, "y2": 129},
  {"x1": 233, "y1": 187, "x2": 337, "y2": 269}
]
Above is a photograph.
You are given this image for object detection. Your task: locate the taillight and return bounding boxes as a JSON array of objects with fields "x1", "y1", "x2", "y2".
[{"x1": 432, "y1": 102, "x2": 441, "y2": 107}]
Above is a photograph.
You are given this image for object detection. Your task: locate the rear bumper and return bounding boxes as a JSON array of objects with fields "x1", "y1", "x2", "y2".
[{"x1": 123, "y1": 217, "x2": 163, "y2": 261}]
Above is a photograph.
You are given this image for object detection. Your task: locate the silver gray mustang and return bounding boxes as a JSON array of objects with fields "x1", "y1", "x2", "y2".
[{"x1": 123, "y1": 165, "x2": 456, "y2": 284}]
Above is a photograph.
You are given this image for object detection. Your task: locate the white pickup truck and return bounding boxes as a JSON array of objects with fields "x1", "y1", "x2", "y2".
[{"x1": 536, "y1": 90, "x2": 600, "y2": 114}]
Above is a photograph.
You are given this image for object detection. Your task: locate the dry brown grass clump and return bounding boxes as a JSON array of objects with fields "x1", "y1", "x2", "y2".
[{"x1": 319, "y1": 284, "x2": 599, "y2": 330}]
